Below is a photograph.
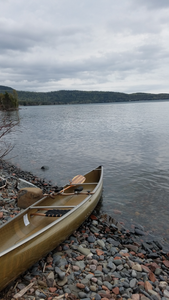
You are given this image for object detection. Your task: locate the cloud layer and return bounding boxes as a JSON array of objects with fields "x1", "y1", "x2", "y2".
[{"x1": 0, "y1": 0, "x2": 169, "y2": 93}]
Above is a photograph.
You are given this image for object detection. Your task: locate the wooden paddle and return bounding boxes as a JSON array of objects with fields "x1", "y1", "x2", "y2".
[
  {"x1": 43, "y1": 174, "x2": 86, "y2": 197},
  {"x1": 59, "y1": 174, "x2": 86, "y2": 193}
]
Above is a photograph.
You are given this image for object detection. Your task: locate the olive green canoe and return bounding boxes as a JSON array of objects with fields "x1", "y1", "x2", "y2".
[{"x1": 0, "y1": 166, "x2": 103, "y2": 291}]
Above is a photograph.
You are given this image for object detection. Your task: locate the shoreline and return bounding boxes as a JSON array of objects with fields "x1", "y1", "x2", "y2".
[{"x1": 1, "y1": 160, "x2": 169, "y2": 299}]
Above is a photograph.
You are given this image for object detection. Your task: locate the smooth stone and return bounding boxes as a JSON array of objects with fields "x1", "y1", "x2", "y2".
[
  {"x1": 97, "y1": 239, "x2": 105, "y2": 248},
  {"x1": 81, "y1": 278, "x2": 90, "y2": 285},
  {"x1": 95, "y1": 294, "x2": 101, "y2": 300},
  {"x1": 68, "y1": 285, "x2": 82, "y2": 297},
  {"x1": 135, "y1": 229, "x2": 146, "y2": 235},
  {"x1": 117, "y1": 264, "x2": 124, "y2": 271},
  {"x1": 55, "y1": 267, "x2": 66, "y2": 280},
  {"x1": 164, "y1": 290, "x2": 169, "y2": 299},
  {"x1": 77, "y1": 246, "x2": 91, "y2": 256},
  {"x1": 57, "y1": 276, "x2": 68, "y2": 286},
  {"x1": 159, "y1": 282, "x2": 168, "y2": 289},
  {"x1": 86, "y1": 274, "x2": 94, "y2": 279},
  {"x1": 130, "y1": 278, "x2": 137, "y2": 288},
  {"x1": 90, "y1": 264, "x2": 97, "y2": 271},
  {"x1": 98, "y1": 255, "x2": 104, "y2": 261},
  {"x1": 53, "y1": 254, "x2": 61, "y2": 264},
  {"x1": 67, "y1": 273, "x2": 75, "y2": 284},
  {"x1": 107, "y1": 238, "x2": 120, "y2": 246},
  {"x1": 94, "y1": 270, "x2": 103, "y2": 276},
  {"x1": 79, "y1": 292, "x2": 88, "y2": 298},
  {"x1": 88, "y1": 236, "x2": 96, "y2": 243},
  {"x1": 63, "y1": 287, "x2": 71, "y2": 293},
  {"x1": 126, "y1": 244, "x2": 139, "y2": 253},
  {"x1": 57, "y1": 258, "x2": 67, "y2": 267},
  {"x1": 92, "y1": 220, "x2": 98, "y2": 226},
  {"x1": 90, "y1": 285, "x2": 97, "y2": 292},
  {"x1": 132, "y1": 270, "x2": 137, "y2": 278},
  {"x1": 123, "y1": 282, "x2": 130, "y2": 288},
  {"x1": 155, "y1": 268, "x2": 162, "y2": 275},
  {"x1": 103, "y1": 281, "x2": 113, "y2": 290},
  {"x1": 107, "y1": 261, "x2": 116, "y2": 271},
  {"x1": 132, "y1": 263, "x2": 142, "y2": 272},
  {"x1": 148, "y1": 289, "x2": 159, "y2": 297},
  {"x1": 90, "y1": 225, "x2": 100, "y2": 233},
  {"x1": 112, "y1": 271, "x2": 121, "y2": 278},
  {"x1": 113, "y1": 259, "x2": 123, "y2": 265},
  {"x1": 119, "y1": 286, "x2": 125, "y2": 294},
  {"x1": 75, "y1": 261, "x2": 86, "y2": 270},
  {"x1": 84, "y1": 286, "x2": 90, "y2": 293}
]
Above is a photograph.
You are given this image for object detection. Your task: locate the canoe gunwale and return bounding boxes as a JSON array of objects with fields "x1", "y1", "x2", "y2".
[{"x1": 0, "y1": 166, "x2": 103, "y2": 258}]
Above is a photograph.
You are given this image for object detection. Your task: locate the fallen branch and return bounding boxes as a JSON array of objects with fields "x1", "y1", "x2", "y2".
[{"x1": 13, "y1": 282, "x2": 34, "y2": 299}]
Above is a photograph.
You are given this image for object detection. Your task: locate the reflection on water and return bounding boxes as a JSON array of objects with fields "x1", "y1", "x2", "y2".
[{"x1": 2, "y1": 101, "x2": 169, "y2": 243}]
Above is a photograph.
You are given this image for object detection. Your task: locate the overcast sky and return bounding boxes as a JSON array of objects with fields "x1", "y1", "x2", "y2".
[{"x1": 0, "y1": 0, "x2": 169, "y2": 93}]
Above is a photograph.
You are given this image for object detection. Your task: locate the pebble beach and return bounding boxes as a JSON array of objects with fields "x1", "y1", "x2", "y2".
[{"x1": 0, "y1": 160, "x2": 169, "y2": 300}]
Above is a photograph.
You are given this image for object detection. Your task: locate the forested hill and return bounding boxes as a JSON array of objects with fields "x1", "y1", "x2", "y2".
[{"x1": 1, "y1": 85, "x2": 169, "y2": 105}]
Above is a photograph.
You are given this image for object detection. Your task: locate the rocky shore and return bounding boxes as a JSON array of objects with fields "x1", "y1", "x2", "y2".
[{"x1": 0, "y1": 160, "x2": 169, "y2": 300}]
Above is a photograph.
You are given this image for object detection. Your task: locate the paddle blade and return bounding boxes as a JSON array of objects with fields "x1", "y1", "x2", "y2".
[{"x1": 71, "y1": 175, "x2": 86, "y2": 185}]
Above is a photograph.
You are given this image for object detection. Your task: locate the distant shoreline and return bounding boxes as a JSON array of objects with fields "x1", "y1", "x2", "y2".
[{"x1": 1, "y1": 85, "x2": 169, "y2": 106}]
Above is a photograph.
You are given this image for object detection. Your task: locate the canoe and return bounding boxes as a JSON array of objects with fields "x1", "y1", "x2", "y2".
[{"x1": 0, "y1": 166, "x2": 103, "y2": 291}]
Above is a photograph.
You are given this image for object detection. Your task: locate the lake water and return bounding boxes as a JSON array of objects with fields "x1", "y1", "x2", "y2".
[{"x1": 1, "y1": 101, "x2": 169, "y2": 244}]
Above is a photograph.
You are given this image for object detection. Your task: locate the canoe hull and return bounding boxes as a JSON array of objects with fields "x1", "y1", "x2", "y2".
[{"x1": 0, "y1": 166, "x2": 103, "y2": 291}]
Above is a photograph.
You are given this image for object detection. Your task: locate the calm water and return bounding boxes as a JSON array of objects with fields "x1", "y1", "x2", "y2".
[{"x1": 1, "y1": 101, "x2": 169, "y2": 243}]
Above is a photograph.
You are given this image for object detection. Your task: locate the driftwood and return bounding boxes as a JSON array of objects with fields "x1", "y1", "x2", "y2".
[{"x1": 13, "y1": 282, "x2": 34, "y2": 299}]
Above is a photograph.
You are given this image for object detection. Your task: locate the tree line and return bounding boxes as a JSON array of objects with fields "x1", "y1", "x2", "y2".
[
  {"x1": 0, "y1": 85, "x2": 169, "y2": 106},
  {"x1": 17, "y1": 90, "x2": 169, "y2": 106}
]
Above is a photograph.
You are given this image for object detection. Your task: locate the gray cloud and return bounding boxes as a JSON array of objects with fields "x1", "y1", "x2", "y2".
[{"x1": 0, "y1": 0, "x2": 169, "y2": 93}]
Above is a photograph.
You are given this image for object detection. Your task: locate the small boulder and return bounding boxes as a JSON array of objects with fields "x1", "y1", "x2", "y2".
[{"x1": 17, "y1": 187, "x2": 43, "y2": 208}]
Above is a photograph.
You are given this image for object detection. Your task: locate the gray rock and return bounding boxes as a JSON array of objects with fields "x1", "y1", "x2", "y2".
[
  {"x1": 122, "y1": 282, "x2": 130, "y2": 288},
  {"x1": 107, "y1": 238, "x2": 120, "y2": 247},
  {"x1": 88, "y1": 236, "x2": 96, "y2": 243},
  {"x1": 84, "y1": 286, "x2": 90, "y2": 293},
  {"x1": 55, "y1": 267, "x2": 65, "y2": 280},
  {"x1": 94, "y1": 270, "x2": 103, "y2": 277},
  {"x1": 103, "y1": 281, "x2": 113, "y2": 290},
  {"x1": 79, "y1": 292, "x2": 88, "y2": 298},
  {"x1": 107, "y1": 261, "x2": 116, "y2": 271},
  {"x1": 63, "y1": 288, "x2": 71, "y2": 293},
  {"x1": 75, "y1": 261, "x2": 86, "y2": 270},
  {"x1": 86, "y1": 273, "x2": 94, "y2": 279},
  {"x1": 155, "y1": 268, "x2": 162, "y2": 275},
  {"x1": 57, "y1": 276, "x2": 68, "y2": 286},
  {"x1": 81, "y1": 278, "x2": 90, "y2": 285},
  {"x1": 95, "y1": 294, "x2": 101, "y2": 300},
  {"x1": 113, "y1": 259, "x2": 123, "y2": 265},
  {"x1": 132, "y1": 270, "x2": 137, "y2": 277},
  {"x1": 130, "y1": 278, "x2": 137, "y2": 288},
  {"x1": 77, "y1": 246, "x2": 91, "y2": 256},
  {"x1": 90, "y1": 225, "x2": 100, "y2": 233},
  {"x1": 117, "y1": 264, "x2": 124, "y2": 271},
  {"x1": 57, "y1": 258, "x2": 67, "y2": 267},
  {"x1": 97, "y1": 239, "x2": 105, "y2": 248},
  {"x1": 53, "y1": 254, "x2": 61, "y2": 265},
  {"x1": 90, "y1": 285, "x2": 97, "y2": 292},
  {"x1": 67, "y1": 273, "x2": 75, "y2": 284},
  {"x1": 112, "y1": 271, "x2": 121, "y2": 278},
  {"x1": 68, "y1": 285, "x2": 82, "y2": 297}
]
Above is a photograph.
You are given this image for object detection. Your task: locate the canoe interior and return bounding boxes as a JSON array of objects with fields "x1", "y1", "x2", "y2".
[{"x1": 0, "y1": 166, "x2": 102, "y2": 254}]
